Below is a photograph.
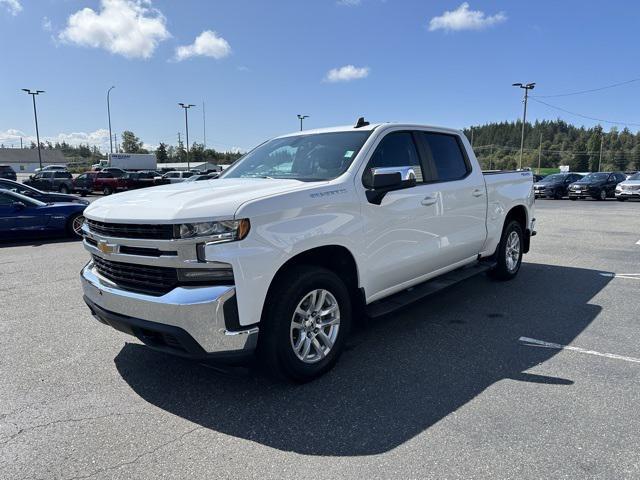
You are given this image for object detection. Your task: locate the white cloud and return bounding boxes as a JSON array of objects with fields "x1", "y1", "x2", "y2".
[
  {"x1": 428, "y1": 2, "x2": 506, "y2": 32},
  {"x1": 174, "y1": 30, "x2": 231, "y2": 61},
  {"x1": 0, "y1": 0, "x2": 22, "y2": 16},
  {"x1": 58, "y1": 0, "x2": 170, "y2": 59},
  {"x1": 337, "y1": 0, "x2": 361, "y2": 6},
  {"x1": 324, "y1": 65, "x2": 370, "y2": 83},
  {"x1": 42, "y1": 16, "x2": 52, "y2": 32},
  {"x1": 0, "y1": 128, "x2": 112, "y2": 151}
]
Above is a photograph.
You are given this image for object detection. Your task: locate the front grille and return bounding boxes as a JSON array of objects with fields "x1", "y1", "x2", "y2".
[
  {"x1": 92, "y1": 255, "x2": 178, "y2": 296},
  {"x1": 87, "y1": 219, "x2": 174, "y2": 240}
]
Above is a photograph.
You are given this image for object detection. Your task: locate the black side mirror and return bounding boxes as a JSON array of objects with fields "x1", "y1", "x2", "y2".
[
  {"x1": 12, "y1": 201, "x2": 26, "y2": 210},
  {"x1": 363, "y1": 166, "x2": 417, "y2": 204}
]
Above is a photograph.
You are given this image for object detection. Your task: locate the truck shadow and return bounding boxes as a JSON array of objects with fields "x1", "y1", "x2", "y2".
[{"x1": 114, "y1": 263, "x2": 610, "y2": 456}]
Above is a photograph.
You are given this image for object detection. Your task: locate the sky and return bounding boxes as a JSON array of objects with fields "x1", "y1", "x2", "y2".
[{"x1": 1, "y1": 0, "x2": 640, "y2": 152}]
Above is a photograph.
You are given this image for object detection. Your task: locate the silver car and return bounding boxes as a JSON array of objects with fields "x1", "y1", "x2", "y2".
[{"x1": 615, "y1": 172, "x2": 640, "y2": 201}]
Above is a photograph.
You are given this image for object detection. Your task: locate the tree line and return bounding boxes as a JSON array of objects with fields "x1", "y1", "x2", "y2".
[{"x1": 463, "y1": 119, "x2": 640, "y2": 172}]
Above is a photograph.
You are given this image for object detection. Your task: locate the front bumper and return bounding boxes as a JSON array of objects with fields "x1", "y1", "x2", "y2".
[
  {"x1": 81, "y1": 262, "x2": 258, "y2": 361},
  {"x1": 616, "y1": 191, "x2": 640, "y2": 199}
]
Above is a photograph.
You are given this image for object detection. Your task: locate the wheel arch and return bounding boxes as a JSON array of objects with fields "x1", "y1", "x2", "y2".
[{"x1": 503, "y1": 204, "x2": 529, "y2": 253}]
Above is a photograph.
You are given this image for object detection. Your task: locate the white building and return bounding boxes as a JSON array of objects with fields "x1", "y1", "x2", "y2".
[{"x1": 0, "y1": 148, "x2": 68, "y2": 173}]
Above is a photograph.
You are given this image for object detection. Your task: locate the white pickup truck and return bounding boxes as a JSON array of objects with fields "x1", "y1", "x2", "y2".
[{"x1": 80, "y1": 120, "x2": 535, "y2": 382}]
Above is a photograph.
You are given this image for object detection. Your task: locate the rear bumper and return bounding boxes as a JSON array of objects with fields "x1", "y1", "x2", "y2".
[{"x1": 81, "y1": 262, "x2": 259, "y2": 361}]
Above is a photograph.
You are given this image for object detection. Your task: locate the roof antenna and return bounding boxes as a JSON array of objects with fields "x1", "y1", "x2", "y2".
[{"x1": 354, "y1": 117, "x2": 369, "y2": 128}]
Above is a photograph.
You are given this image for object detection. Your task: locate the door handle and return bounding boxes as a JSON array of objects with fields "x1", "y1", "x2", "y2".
[
  {"x1": 421, "y1": 196, "x2": 437, "y2": 206},
  {"x1": 472, "y1": 188, "x2": 485, "y2": 197}
]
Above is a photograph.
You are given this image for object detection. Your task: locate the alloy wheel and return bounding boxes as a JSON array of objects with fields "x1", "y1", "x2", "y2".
[{"x1": 290, "y1": 289, "x2": 340, "y2": 364}]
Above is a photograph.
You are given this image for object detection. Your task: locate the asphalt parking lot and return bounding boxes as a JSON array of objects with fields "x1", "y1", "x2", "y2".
[{"x1": 1, "y1": 199, "x2": 639, "y2": 479}]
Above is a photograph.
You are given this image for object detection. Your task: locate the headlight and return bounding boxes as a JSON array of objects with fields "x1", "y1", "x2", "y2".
[{"x1": 175, "y1": 219, "x2": 250, "y2": 243}]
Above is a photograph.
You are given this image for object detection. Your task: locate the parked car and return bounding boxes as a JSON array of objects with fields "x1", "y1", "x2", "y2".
[
  {"x1": 101, "y1": 167, "x2": 128, "y2": 176},
  {"x1": 0, "y1": 190, "x2": 86, "y2": 240},
  {"x1": 0, "y1": 178, "x2": 89, "y2": 204},
  {"x1": 533, "y1": 174, "x2": 546, "y2": 183},
  {"x1": 162, "y1": 171, "x2": 195, "y2": 183},
  {"x1": 533, "y1": 173, "x2": 583, "y2": 199},
  {"x1": 568, "y1": 172, "x2": 627, "y2": 200},
  {"x1": 80, "y1": 120, "x2": 536, "y2": 382},
  {"x1": 127, "y1": 170, "x2": 170, "y2": 189},
  {"x1": 184, "y1": 173, "x2": 218, "y2": 182},
  {"x1": 0, "y1": 165, "x2": 17, "y2": 181},
  {"x1": 615, "y1": 172, "x2": 640, "y2": 201},
  {"x1": 24, "y1": 170, "x2": 75, "y2": 194},
  {"x1": 34, "y1": 165, "x2": 68, "y2": 173},
  {"x1": 73, "y1": 171, "x2": 129, "y2": 196}
]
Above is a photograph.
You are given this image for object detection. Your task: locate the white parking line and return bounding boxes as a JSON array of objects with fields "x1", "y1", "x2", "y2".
[
  {"x1": 636, "y1": 239, "x2": 640, "y2": 245},
  {"x1": 598, "y1": 272, "x2": 640, "y2": 280},
  {"x1": 519, "y1": 337, "x2": 640, "y2": 364}
]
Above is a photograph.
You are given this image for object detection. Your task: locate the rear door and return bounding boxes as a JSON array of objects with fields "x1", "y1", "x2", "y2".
[{"x1": 415, "y1": 131, "x2": 487, "y2": 270}]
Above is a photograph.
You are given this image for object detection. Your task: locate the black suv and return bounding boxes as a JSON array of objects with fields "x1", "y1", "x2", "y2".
[
  {"x1": 568, "y1": 172, "x2": 627, "y2": 200},
  {"x1": 533, "y1": 173, "x2": 583, "y2": 199},
  {"x1": 23, "y1": 170, "x2": 75, "y2": 193},
  {"x1": 0, "y1": 165, "x2": 17, "y2": 181}
]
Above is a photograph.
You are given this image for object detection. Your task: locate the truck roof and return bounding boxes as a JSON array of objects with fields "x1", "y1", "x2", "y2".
[{"x1": 276, "y1": 122, "x2": 463, "y2": 138}]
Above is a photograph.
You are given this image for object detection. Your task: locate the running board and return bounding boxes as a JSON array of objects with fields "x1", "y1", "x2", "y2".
[{"x1": 365, "y1": 261, "x2": 496, "y2": 318}]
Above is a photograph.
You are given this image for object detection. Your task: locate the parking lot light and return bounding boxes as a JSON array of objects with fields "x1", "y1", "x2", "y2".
[{"x1": 22, "y1": 88, "x2": 45, "y2": 171}]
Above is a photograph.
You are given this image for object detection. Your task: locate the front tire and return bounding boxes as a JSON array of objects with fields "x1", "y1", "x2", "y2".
[
  {"x1": 489, "y1": 220, "x2": 524, "y2": 281},
  {"x1": 103, "y1": 186, "x2": 113, "y2": 195},
  {"x1": 617, "y1": 197, "x2": 627, "y2": 202},
  {"x1": 59, "y1": 184, "x2": 69, "y2": 194},
  {"x1": 67, "y1": 213, "x2": 85, "y2": 238},
  {"x1": 259, "y1": 266, "x2": 352, "y2": 383},
  {"x1": 596, "y1": 189, "x2": 607, "y2": 201}
]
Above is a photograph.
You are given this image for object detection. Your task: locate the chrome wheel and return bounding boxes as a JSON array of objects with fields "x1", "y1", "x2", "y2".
[
  {"x1": 505, "y1": 230, "x2": 520, "y2": 273},
  {"x1": 600, "y1": 189, "x2": 607, "y2": 200},
  {"x1": 72, "y1": 215, "x2": 85, "y2": 236},
  {"x1": 290, "y1": 289, "x2": 340, "y2": 364}
]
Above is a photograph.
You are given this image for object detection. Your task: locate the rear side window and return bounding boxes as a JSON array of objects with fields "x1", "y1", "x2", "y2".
[
  {"x1": 420, "y1": 133, "x2": 469, "y2": 182},
  {"x1": 54, "y1": 171, "x2": 71, "y2": 178},
  {"x1": 0, "y1": 192, "x2": 13, "y2": 205},
  {"x1": 365, "y1": 132, "x2": 423, "y2": 182}
]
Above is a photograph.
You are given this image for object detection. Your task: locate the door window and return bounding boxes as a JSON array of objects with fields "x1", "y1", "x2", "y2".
[
  {"x1": 365, "y1": 132, "x2": 423, "y2": 182},
  {"x1": 0, "y1": 192, "x2": 13, "y2": 205},
  {"x1": 420, "y1": 132, "x2": 470, "y2": 182}
]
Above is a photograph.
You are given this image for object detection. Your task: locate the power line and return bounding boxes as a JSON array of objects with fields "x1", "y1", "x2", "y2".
[
  {"x1": 532, "y1": 77, "x2": 640, "y2": 98},
  {"x1": 530, "y1": 98, "x2": 640, "y2": 128}
]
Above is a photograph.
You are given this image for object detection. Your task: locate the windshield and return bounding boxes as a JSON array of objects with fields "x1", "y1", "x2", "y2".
[
  {"x1": 581, "y1": 173, "x2": 609, "y2": 182},
  {"x1": 628, "y1": 173, "x2": 640, "y2": 180},
  {"x1": 4, "y1": 190, "x2": 46, "y2": 206},
  {"x1": 539, "y1": 174, "x2": 565, "y2": 183},
  {"x1": 221, "y1": 131, "x2": 371, "y2": 181}
]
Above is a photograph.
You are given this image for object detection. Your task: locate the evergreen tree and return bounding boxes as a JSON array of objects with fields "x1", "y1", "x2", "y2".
[
  {"x1": 156, "y1": 142, "x2": 169, "y2": 163},
  {"x1": 121, "y1": 130, "x2": 143, "y2": 153}
]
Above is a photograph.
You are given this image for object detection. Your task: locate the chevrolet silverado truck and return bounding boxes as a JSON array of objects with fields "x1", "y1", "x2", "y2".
[{"x1": 80, "y1": 120, "x2": 536, "y2": 382}]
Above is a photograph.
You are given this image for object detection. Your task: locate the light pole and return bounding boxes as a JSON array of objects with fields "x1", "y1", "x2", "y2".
[
  {"x1": 297, "y1": 114, "x2": 309, "y2": 131},
  {"x1": 179, "y1": 103, "x2": 196, "y2": 170},
  {"x1": 512, "y1": 82, "x2": 535, "y2": 169},
  {"x1": 107, "y1": 86, "x2": 115, "y2": 154},
  {"x1": 22, "y1": 89, "x2": 45, "y2": 171}
]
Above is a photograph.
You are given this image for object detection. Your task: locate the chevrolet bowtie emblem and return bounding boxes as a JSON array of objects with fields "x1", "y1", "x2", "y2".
[{"x1": 98, "y1": 241, "x2": 116, "y2": 254}]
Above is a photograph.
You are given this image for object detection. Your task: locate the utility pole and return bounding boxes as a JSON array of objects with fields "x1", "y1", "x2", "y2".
[
  {"x1": 512, "y1": 82, "x2": 536, "y2": 170},
  {"x1": 297, "y1": 114, "x2": 309, "y2": 131},
  {"x1": 114, "y1": 133, "x2": 118, "y2": 153},
  {"x1": 203, "y1": 101, "x2": 206, "y2": 149},
  {"x1": 598, "y1": 136, "x2": 603, "y2": 172},
  {"x1": 22, "y1": 89, "x2": 45, "y2": 171},
  {"x1": 537, "y1": 133, "x2": 542, "y2": 174},
  {"x1": 107, "y1": 86, "x2": 115, "y2": 154},
  {"x1": 20, "y1": 137, "x2": 23, "y2": 149},
  {"x1": 178, "y1": 103, "x2": 195, "y2": 170}
]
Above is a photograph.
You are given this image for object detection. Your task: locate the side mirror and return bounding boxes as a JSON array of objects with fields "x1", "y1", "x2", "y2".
[
  {"x1": 12, "y1": 201, "x2": 26, "y2": 210},
  {"x1": 363, "y1": 166, "x2": 417, "y2": 204}
]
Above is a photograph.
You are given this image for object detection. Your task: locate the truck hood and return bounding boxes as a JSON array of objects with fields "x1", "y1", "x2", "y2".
[{"x1": 85, "y1": 178, "x2": 316, "y2": 223}]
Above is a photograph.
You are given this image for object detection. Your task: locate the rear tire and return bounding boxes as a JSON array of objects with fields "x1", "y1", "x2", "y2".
[
  {"x1": 59, "y1": 184, "x2": 69, "y2": 194},
  {"x1": 489, "y1": 220, "x2": 524, "y2": 281},
  {"x1": 597, "y1": 189, "x2": 607, "y2": 201},
  {"x1": 259, "y1": 265, "x2": 351, "y2": 383},
  {"x1": 103, "y1": 186, "x2": 113, "y2": 195},
  {"x1": 569, "y1": 197, "x2": 577, "y2": 201},
  {"x1": 617, "y1": 197, "x2": 627, "y2": 202}
]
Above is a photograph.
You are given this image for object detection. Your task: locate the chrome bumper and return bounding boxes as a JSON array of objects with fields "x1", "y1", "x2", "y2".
[{"x1": 81, "y1": 262, "x2": 258, "y2": 358}]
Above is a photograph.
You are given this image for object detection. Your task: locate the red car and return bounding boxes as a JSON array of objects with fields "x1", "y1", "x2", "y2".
[{"x1": 73, "y1": 171, "x2": 129, "y2": 196}]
